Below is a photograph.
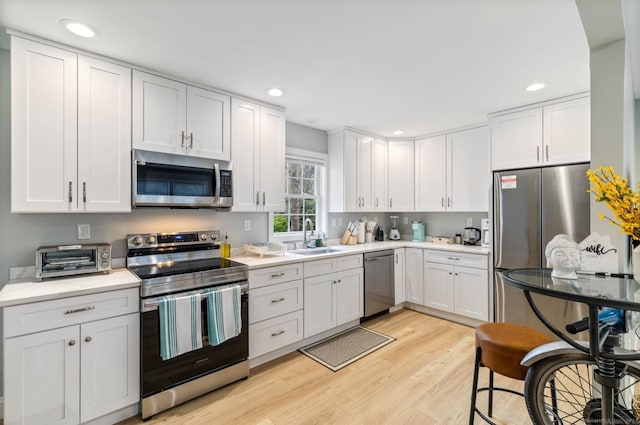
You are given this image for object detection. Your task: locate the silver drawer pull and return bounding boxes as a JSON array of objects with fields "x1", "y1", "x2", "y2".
[
  {"x1": 271, "y1": 330, "x2": 285, "y2": 337},
  {"x1": 85, "y1": 336, "x2": 92, "y2": 343},
  {"x1": 271, "y1": 297, "x2": 285, "y2": 303},
  {"x1": 64, "y1": 305, "x2": 95, "y2": 315},
  {"x1": 447, "y1": 257, "x2": 460, "y2": 261},
  {"x1": 271, "y1": 272, "x2": 285, "y2": 278},
  {"x1": 68, "y1": 340, "x2": 76, "y2": 346}
]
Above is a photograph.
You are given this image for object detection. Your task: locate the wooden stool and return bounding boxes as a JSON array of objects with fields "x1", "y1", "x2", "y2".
[{"x1": 469, "y1": 322, "x2": 553, "y2": 424}]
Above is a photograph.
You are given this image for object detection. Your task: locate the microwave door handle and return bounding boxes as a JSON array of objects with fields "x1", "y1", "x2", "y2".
[{"x1": 214, "y1": 163, "x2": 221, "y2": 203}]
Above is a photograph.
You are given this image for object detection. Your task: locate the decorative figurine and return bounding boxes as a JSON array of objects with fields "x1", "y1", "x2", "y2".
[{"x1": 545, "y1": 234, "x2": 581, "y2": 279}]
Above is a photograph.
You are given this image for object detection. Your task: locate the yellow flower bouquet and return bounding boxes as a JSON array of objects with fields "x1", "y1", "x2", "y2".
[{"x1": 586, "y1": 166, "x2": 640, "y2": 240}]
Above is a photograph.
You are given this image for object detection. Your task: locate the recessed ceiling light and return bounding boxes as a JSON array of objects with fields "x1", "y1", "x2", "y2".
[
  {"x1": 393, "y1": 130, "x2": 404, "y2": 136},
  {"x1": 61, "y1": 19, "x2": 96, "y2": 38},
  {"x1": 267, "y1": 88, "x2": 284, "y2": 97},
  {"x1": 526, "y1": 82, "x2": 546, "y2": 92}
]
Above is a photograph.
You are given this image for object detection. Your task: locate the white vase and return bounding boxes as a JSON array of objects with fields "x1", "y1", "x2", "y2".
[{"x1": 633, "y1": 245, "x2": 640, "y2": 281}]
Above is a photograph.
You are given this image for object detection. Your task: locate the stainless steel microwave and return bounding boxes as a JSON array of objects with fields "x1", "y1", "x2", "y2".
[{"x1": 132, "y1": 150, "x2": 232, "y2": 208}]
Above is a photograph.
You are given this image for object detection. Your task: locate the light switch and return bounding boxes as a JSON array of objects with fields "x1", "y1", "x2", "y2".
[{"x1": 78, "y1": 224, "x2": 90, "y2": 240}]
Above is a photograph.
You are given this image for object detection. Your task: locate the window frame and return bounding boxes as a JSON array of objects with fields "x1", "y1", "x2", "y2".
[{"x1": 269, "y1": 147, "x2": 328, "y2": 244}]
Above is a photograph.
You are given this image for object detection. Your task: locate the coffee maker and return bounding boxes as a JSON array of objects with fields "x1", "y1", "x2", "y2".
[{"x1": 412, "y1": 221, "x2": 425, "y2": 242}]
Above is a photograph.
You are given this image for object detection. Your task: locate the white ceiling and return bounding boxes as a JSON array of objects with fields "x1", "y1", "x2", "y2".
[{"x1": 0, "y1": 0, "x2": 595, "y2": 137}]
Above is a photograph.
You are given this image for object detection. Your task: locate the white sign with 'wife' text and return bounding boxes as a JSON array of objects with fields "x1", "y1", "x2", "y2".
[{"x1": 579, "y1": 232, "x2": 618, "y2": 273}]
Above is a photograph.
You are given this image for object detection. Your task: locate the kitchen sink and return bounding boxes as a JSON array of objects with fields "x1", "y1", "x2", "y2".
[{"x1": 290, "y1": 248, "x2": 342, "y2": 256}]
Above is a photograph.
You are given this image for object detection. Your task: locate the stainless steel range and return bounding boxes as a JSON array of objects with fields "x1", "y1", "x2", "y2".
[{"x1": 126, "y1": 230, "x2": 249, "y2": 419}]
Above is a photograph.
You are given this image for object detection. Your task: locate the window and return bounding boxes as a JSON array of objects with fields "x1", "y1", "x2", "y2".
[{"x1": 270, "y1": 148, "x2": 327, "y2": 242}]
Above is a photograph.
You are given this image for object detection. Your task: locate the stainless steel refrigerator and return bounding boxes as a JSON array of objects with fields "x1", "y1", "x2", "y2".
[{"x1": 494, "y1": 163, "x2": 590, "y2": 339}]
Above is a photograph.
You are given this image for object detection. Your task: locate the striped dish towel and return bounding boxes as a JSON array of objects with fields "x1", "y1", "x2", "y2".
[
  {"x1": 206, "y1": 285, "x2": 242, "y2": 346},
  {"x1": 158, "y1": 293, "x2": 203, "y2": 360}
]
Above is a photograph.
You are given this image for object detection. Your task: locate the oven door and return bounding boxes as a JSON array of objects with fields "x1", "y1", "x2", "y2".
[{"x1": 140, "y1": 284, "x2": 248, "y2": 397}]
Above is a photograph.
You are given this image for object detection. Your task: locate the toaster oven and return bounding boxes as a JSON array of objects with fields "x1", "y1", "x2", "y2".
[{"x1": 36, "y1": 243, "x2": 112, "y2": 280}]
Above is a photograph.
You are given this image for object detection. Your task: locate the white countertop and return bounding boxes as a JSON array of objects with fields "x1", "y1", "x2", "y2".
[
  {"x1": 232, "y1": 240, "x2": 489, "y2": 269},
  {"x1": 0, "y1": 268, "x2": 141, "y2": 307}
]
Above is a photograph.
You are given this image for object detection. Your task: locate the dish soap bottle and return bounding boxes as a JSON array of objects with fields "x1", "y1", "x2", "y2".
[{"x1": 221, "y1": 233, "x2": 231, "y2": 258}]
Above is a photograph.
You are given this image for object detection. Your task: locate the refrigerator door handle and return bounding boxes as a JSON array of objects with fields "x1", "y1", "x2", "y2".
[
  {"x1": 494, "y1": 272, "x2": 505, "y2": 322},
  {"x1": 493, "y1": 173, "x2": 503, "y2": 267}
]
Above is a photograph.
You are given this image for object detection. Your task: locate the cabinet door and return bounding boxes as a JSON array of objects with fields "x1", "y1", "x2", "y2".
[
  {"x1": 388, "y1": 140, "x2": 415, "y2": 211},
  {"x1": 394, "y1": 249, "x2": 406, "y2": 304},
  {"x1": 231, "y1": 98, "x2": 259, "y2": 211},
  {"x1": 304, "y1": 274, "x2": 336, "y2": 338},
  {"x1": 490, "y1": 108, "x2": 542, "y2": 170},
  {"x1": 342, "y1": 130, "x2": 359, "y2": 211},
  {"x1": 357, "y1": 135, "x2": 374, "y2": 211},
  {"x1": 372, "y1": 138, "x2": 388, "y2": 211},
  {"x1": 5, "y1": 326, "x2": 80, "y2": 425},
  {"x1": 415, "y1": 135, "x2": 446, "y2": 211},
  {"x1": 11, "y1": 37, "x2": 78, "y2": 212},
  {"x1": 447, "y1": 126, "x2": 490, "y2": 212},
  {"x1": 186, "y1": 86, "x2": 231, "y2": 160},
  {"x1": 454, "y1": 266, "x2": 489, "y2": 321},
  {"x1": 424, "y1": 262, "x2": 454, "y2": 313},
  {"x1": 77, "y1": 56, "x2": 132, "y2": 212},
  {"x1": 80, "y1": 313, "x2": 140, "y2": 422},
  {"x1": 132, "y1": 70, "x2": 187, "y2": 155},
  {"x1": 336, "y1": 268, "x2": 364, "y2": 325},
  {"x1": 404, "y1": 248, "x2": 424, "y2": 305},
  {"x1": 543, "y1": 97, "x2": 590, "y2": 165},
  {"x1": 259, "y1": 106, "x2": 286, "y2": 212}
]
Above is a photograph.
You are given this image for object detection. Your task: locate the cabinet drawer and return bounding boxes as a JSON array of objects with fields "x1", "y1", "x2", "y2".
[
  {"x1": 249, "y1": 310, "x2": 303, "y2": 358},
  {"x1": 423, "y1": 250, "x2": 487, "y2": 269},
  {"x1": 304, "y1": 258, "x2": 337, "y2": 278},
  {"x1": 336, "y1": 254, "x2": 363, "y2": 272},
  {"x1": 249, "y1": 263, "x2": 303, "y2": 289},
  {"x1": 4, "y1": 288, "x2": 139, "y2": 338},
  {"x1": 249, "y1": 280, "x2": 303, "y2": 324}
]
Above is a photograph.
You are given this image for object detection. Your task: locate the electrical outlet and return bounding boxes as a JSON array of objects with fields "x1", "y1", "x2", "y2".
[
  {"x1": 404, "y1": 216, "x2": 408, "y2": 225},
  {"x1": 78, "y1": 224, "x2": 90, "y2": 240},
  {"x1": 331, "y1": 218, "x2": 337, "y2": 226},
  {"x1": 467, "y1": 217, "x2": 473, "y2": 226},
  {"x1": 244, "y1": 219, "x2": 251, "y2": 231},
  {"x1": 338, "y1": 217, "x2": 343, "y2": 226}
]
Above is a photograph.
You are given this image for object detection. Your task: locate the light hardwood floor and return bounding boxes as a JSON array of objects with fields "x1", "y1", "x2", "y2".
[{"x1": 119, "y1": 309, "x2": 532, "y2": 425}]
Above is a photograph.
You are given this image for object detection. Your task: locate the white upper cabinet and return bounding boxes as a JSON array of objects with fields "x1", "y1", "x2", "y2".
[
  {"x1": 133, "y1": 70, "x2": 230, "y2": 160},
  {"x1": 328, "y1": 129, "x2": 386, "y2": 212},
  {"x1": 415, "y1": 126, "x2": 489, "y2": 212},
  {"x1": 387, "y1": 140, "x2": 415, "y2": 211},
  {"x1": 490, "y1": 95, "x2": 590, "y2": 170},
  {"x1": 11, "y1": 37, "x2": 131, "y2": 213},
  {"x1": 231, "y1": 98, "x2": 285, "y2": 212}
]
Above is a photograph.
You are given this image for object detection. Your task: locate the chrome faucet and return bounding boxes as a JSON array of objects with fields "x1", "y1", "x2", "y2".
[{"x1": 303, "y1": 218, "x2": 314, "y2": 247}]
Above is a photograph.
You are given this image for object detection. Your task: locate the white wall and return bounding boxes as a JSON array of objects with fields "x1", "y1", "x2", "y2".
[{"x1": 285, "y1": 121, "x2": 328, "y2": 153}]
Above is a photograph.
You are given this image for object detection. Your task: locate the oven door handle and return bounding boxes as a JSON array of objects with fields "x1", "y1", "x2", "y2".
[{"x1": 141, "y1": 282, "x2": 248, "y2": 312}]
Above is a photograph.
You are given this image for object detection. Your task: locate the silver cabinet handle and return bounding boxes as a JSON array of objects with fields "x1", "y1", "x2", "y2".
[
  {"x1": 271, "y1": 297, "x2": 285, "y2": 303},
  {"x1": 395, "y1": 254, "x2": 398, "y2": 264},
  {"x1": 263, "y1": 192, "x2": 266, "y2": 206},
  {"x1": 85, "y1": 336, "x2": 92, "y2": 342},
  {"x1": 271, "y1": 330, "x2": 285, "y2": 337},
  {"x1": 390, "y1": 198, "x2": 393, "y2": 208},
  {"x1": 441, "y1": 197, "x2": 445, "y2": 207},
  {"x1": 537, "y1": 146, "x2": 540, "y2": 162},
  {"x1": 64, "y1": 305, "x2": 95, "y2": 315},
  {"x1": 447, "y1": 197, "x2": 451, "y2": 207},
  {"x1": 271, "y1": 272, "x2": 285, "y2": 278},
  {"x1": 68, "y1": 340, "x2": 76, "y2": 346},
  {"x1": 447, "y1": 257, "x2": 460, "y2": 261},
  {"x1": 189, "y1": 132, "x2": 194, "y2": 149},
  {"x1": 181, "y1": 130, "x2": 185, "y2": 147},
  {"x1": 454, "y1": 272, "x2": 459, "y2": 276},
  {"x1": 448, "y1": 272, "x2": 453, "y2": 275},
  {"x1": 375, "y1": 198, "x2": 379, "y2": 207},
  {"x1": 68, "y1": 182, "x2": 73, "y2": 203},
  {"x1": 545, "y1": 145, "x2": 549, "y2": 161},
  {"x1": 256, "y1": 191, "x2": 260, "y2": 206},
  {"x1": 82, "y1": 182, "x2": 86, "y2": 203}
]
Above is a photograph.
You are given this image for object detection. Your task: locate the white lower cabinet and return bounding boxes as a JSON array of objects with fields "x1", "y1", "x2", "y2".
[
  {"x1": 393, "y1": 248, "x2": 406, "y2": 304},
  {"x1": 3, "y1": 288, "x2": 139, "y2": 425},
  {"x1": 404, "y1": 248, "x2": 424, "y2": 305},
  {"x1": 248, "y1": 264, "x2": 304, "y2": 359},
  {"x1": 423, "y1": 250, "x2": 489, "y2": 322},
  {"x1": 303, "y1": 255, "x2": 364, "y2": 338}
]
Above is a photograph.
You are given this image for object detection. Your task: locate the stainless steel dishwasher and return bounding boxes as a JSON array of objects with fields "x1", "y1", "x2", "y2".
[{"x1": 363, "y1": 250, "x2": 395, "y2": 318}]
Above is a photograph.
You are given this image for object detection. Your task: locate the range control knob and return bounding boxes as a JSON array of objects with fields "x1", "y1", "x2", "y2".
[
  {"x1": 146, "y1": 236, "x2": 156, "y2": 244},
  {"x1": 200, "y1": 234, "x2": 208, "y2": 241},
  {"x1": 100, "y1": 252, "x2": 109, "y2": 260},
  {"x1": 210, "y1": 234, "x2": 217, "y2": 241},
  {"x1": 101, "y1": 261, "x2": 109, "y2": 268},
  {"x1": 132, "y1": 236, "x2": 143, "y2": 246}
]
